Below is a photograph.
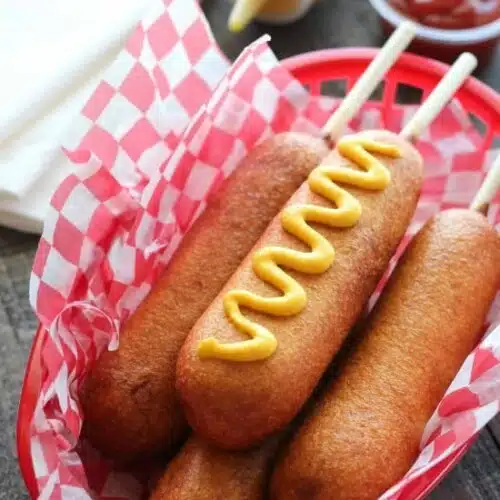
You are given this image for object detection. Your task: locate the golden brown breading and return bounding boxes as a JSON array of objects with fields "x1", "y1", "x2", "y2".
[
  {"x1": 81, "y1": 133, "x2": 329, "y2": 462},
  {"x1": 150, "y1": 435, "x2": 280, "y2": 500},
  {"x1": 176, "y1": 130, "x2": 423, "y2": 450},
  {"x1": 271, "y1": 209, "x2": 500, "y2": 500}
]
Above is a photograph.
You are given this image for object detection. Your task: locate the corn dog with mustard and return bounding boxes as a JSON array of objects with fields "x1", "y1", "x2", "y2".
[{"x1": 176, "y1": 129, "x2": 424, "y2": 449}]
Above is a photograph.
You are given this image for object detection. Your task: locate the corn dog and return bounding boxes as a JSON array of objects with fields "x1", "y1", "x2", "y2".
[
  {"x1": 271, "y1": 208, "x2": 500, "y2": 500},
  {"x1": 80, "y1": 133, "x2": 329, "y2": 462},
  {"x1": 176, "y1": 129, "x2": 423, "y2": 449},
  {"x1": 150, "y1": 435, "x2": 280, "y2": 500}
]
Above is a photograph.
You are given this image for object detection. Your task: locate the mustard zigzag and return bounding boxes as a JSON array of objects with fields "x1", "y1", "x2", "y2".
[{"x1": 198, "y1": 137, "x2": 401, "y2": 362}]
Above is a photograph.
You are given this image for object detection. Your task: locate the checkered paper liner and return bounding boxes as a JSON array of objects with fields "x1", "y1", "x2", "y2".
[{"x1": 27, "y1": 2, "x2": 500, "y2": 499}]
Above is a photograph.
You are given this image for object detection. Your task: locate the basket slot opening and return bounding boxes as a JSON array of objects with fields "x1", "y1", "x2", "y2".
[
  {"x1": 467, "y1": 112, "x2": 497, "y2": 154},
  {"x1": 380, "y1": 81, "x2": 423, "y2": 131},
  {"x1": 394, "y1": 83, "x2": 424, "y2": 106},
  {"x1": 320, "y1": 79, "x2": 347, "y2": 99},
  {"x1": 320, "y1": 78, "x2": 384, "y2": 101},
  {"x1": 467, "y1": 112, "x2": 488, "y2": 137},
  {"x1": 368, "y1": 81, "x2": 385, "y2": 103}
]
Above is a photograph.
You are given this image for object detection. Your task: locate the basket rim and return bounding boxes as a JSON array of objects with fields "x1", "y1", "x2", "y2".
[{"x1": 281, "y1": 47, "x2": 500, "y2": 127}]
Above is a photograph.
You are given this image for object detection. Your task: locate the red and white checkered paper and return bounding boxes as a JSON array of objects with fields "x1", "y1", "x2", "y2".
[{"x1": 26, "y1": 1, "x2": 500, "y2": 499}]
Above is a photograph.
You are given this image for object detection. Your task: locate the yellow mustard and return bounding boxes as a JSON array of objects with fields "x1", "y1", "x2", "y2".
[{"x1": 197, "y1": 137, "x2": 401, "y2": 362}]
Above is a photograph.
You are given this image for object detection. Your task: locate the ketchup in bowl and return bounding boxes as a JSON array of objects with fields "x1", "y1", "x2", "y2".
[
  {"x1": 369, "y1": 0, "x2": 500, "y2": 65},
  {"x1": 389, "y1": 0, "x2": 500, "y2": 29}
]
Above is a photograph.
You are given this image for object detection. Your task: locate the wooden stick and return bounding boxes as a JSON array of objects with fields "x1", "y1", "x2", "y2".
[
  {"x1": 323, "y1": 21, "x2": 416, "y2": 142},
  {"x1": 470, "y1": 153, "x2": 500, "y2": 214},
  {"x1": 400, "y1": 53, "x2": 477, "y2": 141}
]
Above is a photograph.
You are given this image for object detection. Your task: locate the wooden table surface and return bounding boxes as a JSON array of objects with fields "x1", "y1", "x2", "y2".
[{"x1": 203, "y1": 1, "x2": 500, "y2": 498}]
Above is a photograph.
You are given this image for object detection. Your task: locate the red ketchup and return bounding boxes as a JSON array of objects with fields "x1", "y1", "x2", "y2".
[
  {"x1": 388, "y1": 0, "x2": 500, "y2": 29},
  {"x1": 374, "y1": 0, "x2": 500, "y2": 65}
]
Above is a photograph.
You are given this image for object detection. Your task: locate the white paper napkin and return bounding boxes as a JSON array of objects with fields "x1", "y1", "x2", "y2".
[{"x1": 0, "y1": 0, "x2": 151, "y2": 233}]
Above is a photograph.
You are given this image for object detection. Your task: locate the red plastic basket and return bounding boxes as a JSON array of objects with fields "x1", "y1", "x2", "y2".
[{"x1": 17, "y1": 48, "x2": 500, "y2": 499}]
